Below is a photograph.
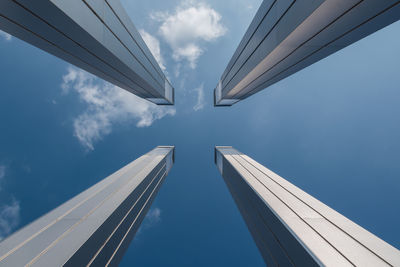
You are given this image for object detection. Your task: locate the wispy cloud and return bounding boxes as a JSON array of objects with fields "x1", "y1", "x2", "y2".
[
  {"x1": 144, "y1": 208, "x2": 161, "y2": 227},
  {"x1": 151, "y1": 1, "x2": 226, "y2": 69},
  {"x1": 0, "y1": 165, "x2": 5, "y2": 180},
  {"x1": 193, "y1": 84, "x2": 205, "y2": 111},
  {"x1": 0, "y1": 30, "x2": 12, "y2": 41},
  {"x1": 0, "y1": 165, "x2": 6, "y2": 191},
  {"x1": 135, "y1": 208, "x2": 162, "y2": 239},
  {"x1": 139, "y1": 29, "x2": 166, "y2": 71},
  {"x1": 61, "y1": 67, "x2": 176, "y2": 151},
  {"x1": 0, "y1": 199, "x2": 20, "y2": 241}
]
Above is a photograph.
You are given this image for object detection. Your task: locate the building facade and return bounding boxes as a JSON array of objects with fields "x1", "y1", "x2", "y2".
[
  {"x1": 0, "y1": 0, "x2": 174, "y2": 104},
  {"x1": 214, "y1": 0, "x2": 400, "y2": 106},
  {"x1": 0, "y1": 146, "x2": 174, "y2": 266},
  {"x1": 215, "y1": 146, "x2": 400, "y2": 266}
]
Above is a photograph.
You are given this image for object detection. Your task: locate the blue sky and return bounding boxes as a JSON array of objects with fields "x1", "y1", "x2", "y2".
[{"x1": 0, "y1": 1, "x2": 399, "y2": 266}]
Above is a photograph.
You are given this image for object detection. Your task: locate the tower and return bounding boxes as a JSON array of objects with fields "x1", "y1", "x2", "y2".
[
  {"x1": 0, "y1": 0, "x2": 174, "y2": 104},
  {"x1": 214, "y1": 0, "x2": 400, "y2": 106},
  {"x1": 0, "y1": 146, "x2": 174, "y2": 266},
  {"x1": 215, "y1": 146, "x2": 400, "y2": 266}
]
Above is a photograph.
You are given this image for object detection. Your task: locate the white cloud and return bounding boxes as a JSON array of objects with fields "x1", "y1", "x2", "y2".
[
  {"x1": 193, "y1": 84, "x2": 205, "y2": 111},
  {"x1": 0, "y1": 30, "x2": 12, "y2": 41},
  {"x1": 152, "y1": 1, "x2": 226, "y2": 69},
  {"x1": 0, "y1": 199, "x2": 20, "y2": 241},
  {"x1": 136, "y1": 208, "x2": 162, "y2": 237},
  {"x1": 0, "y1": 166, "x2": 20, "y2": 241},
  {"x1": 61, "y1": 67, "x2": 176, "y2": 151},
  {"x1": 139, "y1": 29, "x2": 166, "y2": 71},
  {"x1": 145, "y1": 208, "x2": 161, "y2": 226},
  {"x1": 0, "y1": 165, "x2": 5, "y2": 180},
  {"x1": 0, "y1": 165, "x2": 5, "y2": 191}
]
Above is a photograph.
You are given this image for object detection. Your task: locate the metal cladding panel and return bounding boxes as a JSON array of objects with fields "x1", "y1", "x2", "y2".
[
  {"x1": 105, "y1": 0, "x2": 166, "y2": 82},
  {"x1": 214, "y1": 0, "x2": 400, "y2": 106},
  {"x1": 214, "y1": 146, "x2": 400, "y2": 266},
  {"x1": 83, "y1": 0, "x2": 165, "y2": 92},
  {"x1": 0, "y1": 146, "x2": 175, "y2": 266},
  {"x1": 0, "y1": 0, "x2": 174, "y2": 104},
  {"x1": 219, "y1": 0, "x2": 276, "y2": 85}
]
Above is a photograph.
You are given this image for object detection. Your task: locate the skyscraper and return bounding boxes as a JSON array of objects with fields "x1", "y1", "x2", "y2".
[
  {"x1": 215, "y1": 146, "x2": 400, "y2": 266},
  {"x1": 214, "y1": 0, "x2": 400, "y2": 106},
  {"x1": 0, "y1": 146, "x2": 174, "y2": 266},
  {"x1": 0, "y1": 0, "x2": 174, "y2": 105}
]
